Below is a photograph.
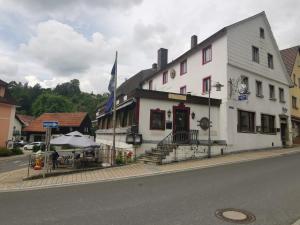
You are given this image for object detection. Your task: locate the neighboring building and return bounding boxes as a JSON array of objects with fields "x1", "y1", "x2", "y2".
[
  {"x1": 96, "y1": 12, "x2": 292, "y2": 163},
  {"x1": 0, "y1": 80, "x2": 17, "y2": 148},
  {"x1": 13, "y1": 114, "x2": 35, "y2": 141},
  {"x1": 23, "y1": 112, "x2": 91, "y2": 142},
  {"x1": 281, "y1": 46, "x2": 300, "y2": 143}
]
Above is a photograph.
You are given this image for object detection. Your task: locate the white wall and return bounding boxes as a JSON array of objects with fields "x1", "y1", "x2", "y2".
[
  {"x1": 139, "y1": 98, "x2": 220, "y2": 142},
  {"x1": 142, "y1": 35, "x2": 228, "y2": 100}
]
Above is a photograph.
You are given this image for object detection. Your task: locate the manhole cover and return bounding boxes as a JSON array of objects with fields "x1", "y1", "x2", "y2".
[{"x1": 215, "y1": 208, "x2": 256, "y2": 224}]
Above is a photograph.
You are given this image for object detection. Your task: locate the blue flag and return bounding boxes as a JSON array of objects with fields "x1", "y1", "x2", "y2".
[
  {"x1": 108, "y1": 60, "x2": 116, "y2": 93},
  {"x1": 104, "y1": 93, "x2": 114, "y2": 113},
  {"x1": 105, "y1": 59, "x2": 116, "y2": 113}
]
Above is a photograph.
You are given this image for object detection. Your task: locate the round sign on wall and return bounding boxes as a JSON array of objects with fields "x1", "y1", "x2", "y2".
[{"x1": 199, "y1": 117, "x2": 210, "y2": 130}]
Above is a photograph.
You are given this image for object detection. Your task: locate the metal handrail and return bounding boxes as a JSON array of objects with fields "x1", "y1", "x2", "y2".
[{"x1": 158, "y1": 130, "x2": 199, "y2": 146}]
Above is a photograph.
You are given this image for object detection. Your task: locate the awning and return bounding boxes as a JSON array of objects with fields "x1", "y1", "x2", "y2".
[{"x1": 96, "y1": 98, "x2": 135, "y2": 119}]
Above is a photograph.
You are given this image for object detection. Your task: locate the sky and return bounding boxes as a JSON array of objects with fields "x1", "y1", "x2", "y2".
[{"x1": 0, "y1": 0, "x2": 299, "y2": 94}]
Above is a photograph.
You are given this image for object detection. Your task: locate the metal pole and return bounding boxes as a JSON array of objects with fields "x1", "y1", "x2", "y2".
[
  {"x1": 43, "y1": 127, "x2": 51, "y2": 178},
  {"x1": 112, "y1": 51, "x2": 118, "y2": 165},
  {"x1": 208, "y1": 82, "x2": 211, "y2": 158}
]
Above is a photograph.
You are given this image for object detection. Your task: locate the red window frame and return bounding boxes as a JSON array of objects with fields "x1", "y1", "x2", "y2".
[
  {"x1": 202, "y1": 45, "x2": 212, "y2": 64},
  {"x1": 180, "y1": 85, "x2": 187, "y2": 94},
  {"x1": 162, "y1": 71, "x2": 168, "y2": 84},
  {"x1": 150, "y1": 109, "x2": 165, "y2": 130},
  {"x1": 202, "y1": 76, "x2": 211, "y2": 94},
  {"x1": 180, "y1": 59, "x2": 187, "y2": 75},
  {"x1": 149, "y1": 80, "x2": 153, "y2": 90}
]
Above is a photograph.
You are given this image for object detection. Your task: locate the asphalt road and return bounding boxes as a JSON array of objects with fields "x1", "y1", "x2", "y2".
[
  {"x1": 0, "y1": 153, "x2": 29, "y2": 173},
  {"x1": 1, "y1": 153, "x2": 300, "y2": 225}
]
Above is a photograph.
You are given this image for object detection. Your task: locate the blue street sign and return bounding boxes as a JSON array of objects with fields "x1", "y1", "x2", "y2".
[
  {"x1": 238, "y1": 94, "x2": 248, "y2": 101},
  {"x1": 43, "y1": 121, "x2": 59, "y2": 128}
]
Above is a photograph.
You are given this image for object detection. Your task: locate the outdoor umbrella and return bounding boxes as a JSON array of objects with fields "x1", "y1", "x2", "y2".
[{"x1": 50, "y1": 131, "x2": 99, "y2": 148}]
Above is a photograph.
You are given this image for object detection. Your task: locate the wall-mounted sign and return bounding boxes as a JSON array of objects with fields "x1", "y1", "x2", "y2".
[
  {"x1": 198, "y1": 117, "x2": 210, "y2": 130},
  {"x1": 168, "y1": 93, "x2": 186, "y2": 101},
  {"x1": 238, "y1": 94, "x2": 248, "y2": 101},
  {"x1": 170, "y1": 69, "x2": 176, "y2": 79},
  {"x1": 43, "y1": 121, "x2": 59, "y2": 128}
]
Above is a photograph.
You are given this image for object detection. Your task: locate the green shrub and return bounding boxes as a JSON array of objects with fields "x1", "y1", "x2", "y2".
[
  {"x1": 116, "y1": 151, "x2": 124, "y2": 165},
  {"x1": 11, "y1": 148, "x2": 23, "y2": 155},
  {"x1": 32, "y1": 145, "x2": 40, "y2": 152},
  {"x1": 0, "y1": 148, "x2": 13, "y2": 157},
  {"x1": 0, "y1": 147, "x2": 23, "y2": 157}
]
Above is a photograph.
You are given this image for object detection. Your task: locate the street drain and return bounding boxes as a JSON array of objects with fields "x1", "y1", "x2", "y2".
[{"x1": 215, "y1": 208, "x2": 256, "y2": 224}]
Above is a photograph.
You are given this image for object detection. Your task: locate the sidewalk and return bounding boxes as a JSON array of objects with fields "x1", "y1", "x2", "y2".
[{"x1": 0, "y1": 147, "x2": 299, "y2": 192}]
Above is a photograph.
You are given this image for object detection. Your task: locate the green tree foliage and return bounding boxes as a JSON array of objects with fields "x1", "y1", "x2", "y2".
[
  {"x1": 32, "y1": 93, "x2": 74, "y2": 116},
  {"x1": 8, "y1": 79, "x2": 108, "y2": 119}
]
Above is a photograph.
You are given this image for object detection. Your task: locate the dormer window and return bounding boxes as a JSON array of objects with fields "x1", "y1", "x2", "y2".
[
  {"x1": 260, "y1": 27, "x2": 265, "y2": 39},
  {"x1": 162, "y1": 71, "x2": 168, "y2": 84},
  {"x1": 149, "y1": 80, "x2": 153, "y2": 90}
]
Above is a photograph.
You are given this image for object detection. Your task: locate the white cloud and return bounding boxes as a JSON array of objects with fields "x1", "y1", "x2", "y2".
[{"x1": 0, "y1": 0, "x2": 299, "y2": 94}]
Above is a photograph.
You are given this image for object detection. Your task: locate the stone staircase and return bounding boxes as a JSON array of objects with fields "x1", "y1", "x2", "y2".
[{"x1": 139, "y1": 144, "x2": 178, "y2": 164}]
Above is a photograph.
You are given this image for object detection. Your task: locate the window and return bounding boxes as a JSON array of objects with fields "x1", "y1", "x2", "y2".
[
  {"x1": 180, "y1": 86, "x2": 186, "y2": 94},
  {"x1": 252, "y1": 46, "x2": 259, "y2": 63},
  {"x1": 202, "y1": 76, "x2": 211, "y2": 93},
  {"x1": 180, "y1": 60, "x2": 187, "y2": 75},
  {"x1": 293, "y1": 74, "x2": 296, "y2": 86},
  {"x1": 292, "y1": 96, "x2": 297, "y2": 109},
  {"x1": 238, "y1": 110, "x2": 255, "y2": 133},
  {"x1": 268, "y1": 53, "x2": 274, "y2": 69},
  {"x1": 269, "y1": 85, "x2": 275, "y2": 100},
  {"x1": 298, "y1": 78, "x2": 300, "y2": 88},
  {"x1": 261, "y1": 114, "x2": 276, "y2": 134},
  {"x1": 150, "y1": 109, "x2": 165, "y2": 130},
  {"x1": 203, "y1": 45, "x2": 212, "y2": 64},
  {"x1": 256, "y1": 80, "x2": 263, "y2": 97},
  {"x1": 260, "y1": 27, "x2": 265, "y2": 39},
  {"x1": 149, "y1": 80, "x2": 153, "y2": 90},
  {"x1": 279, "y1": 88, "x2": 285, "y2": 102},
  {"x1": 162, "y1": 71, "x2": 168, "y2": 84}
]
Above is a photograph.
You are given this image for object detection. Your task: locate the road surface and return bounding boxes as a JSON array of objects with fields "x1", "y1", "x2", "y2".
[{"x1": 1, "y1": 153, "x2": 300, "y2": 225}]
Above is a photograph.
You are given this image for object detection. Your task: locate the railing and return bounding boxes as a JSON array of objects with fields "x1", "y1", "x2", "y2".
[{"x1": 158, "y1": 130, "x2": 199, "y2": 147}]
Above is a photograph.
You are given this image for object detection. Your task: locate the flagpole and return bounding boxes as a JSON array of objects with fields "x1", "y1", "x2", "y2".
[{"x1": 112, "y1": 51, "x2": 118, "y2": 165}]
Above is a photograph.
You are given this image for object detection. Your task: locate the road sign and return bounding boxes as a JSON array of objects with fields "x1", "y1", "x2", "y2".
[
  {"x1": 43, "y1": 121, "x2": 59, "y2": 128},
  {"x1": 238, "y1": 94, "x2": 248, "y2": 101}
]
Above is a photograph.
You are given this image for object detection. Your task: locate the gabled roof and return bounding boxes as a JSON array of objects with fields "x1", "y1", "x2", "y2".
[
  {"x1": 117, "y1": 68, "x2": 156, "y2": 96},
  {"x1": 16, "y1": 114, "x2": 35, "y2": 126},
  {"x1": 23, "y1": 112, "x2": 89, "y2": 133},
  {"x1": 143, "y1": 12, "x2": 266, "y2": 83},
  {"x1": 0, "y1": 79, "x2": 16, "y2": 105},
  {"x1": 280, "y1": 46, "x2": 300, "y2": 76}
]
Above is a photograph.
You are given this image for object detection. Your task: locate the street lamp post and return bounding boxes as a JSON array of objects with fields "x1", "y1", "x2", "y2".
[{"x1": 207, "y1": 81, "x2": 223, "y2": 158}]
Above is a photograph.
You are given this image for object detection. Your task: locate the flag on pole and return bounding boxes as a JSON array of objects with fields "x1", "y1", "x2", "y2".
[{"x1": 105, "y1": 58, "x2": 117, "y2": 113}]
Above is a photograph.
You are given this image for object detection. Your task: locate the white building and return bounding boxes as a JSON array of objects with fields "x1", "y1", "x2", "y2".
[{"x1": 96, "y1": 12, "x2": 292, "y2": 164}]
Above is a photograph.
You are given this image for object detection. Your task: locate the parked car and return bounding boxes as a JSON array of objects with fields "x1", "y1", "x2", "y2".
[
  {"x1": 14, "y1": 140, "x2": 27, "y2": 147},
  {"x1": 23, "y1": 142, "x2": 45, "y2": 150}
]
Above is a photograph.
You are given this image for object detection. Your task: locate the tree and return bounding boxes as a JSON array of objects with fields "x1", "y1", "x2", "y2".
[{"x1": 32, "y1": 93, "x2": 74, "y2": 116}]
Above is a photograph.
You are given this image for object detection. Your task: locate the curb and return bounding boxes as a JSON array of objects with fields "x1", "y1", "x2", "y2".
[
  {"x1": 292, "y1": 219, "x2": 300, "y2": 225},
  {"x1": 0, "y1": 149, "x2": 299, "y2": 193}
]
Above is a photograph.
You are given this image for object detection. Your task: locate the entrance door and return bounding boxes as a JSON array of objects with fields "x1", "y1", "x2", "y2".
[
  {"x1": 173, "y1": 104, "x2": 190, "y2": 144},
  {"x1": 280, "y1": 123, "x2": 287, "y2": 146}
]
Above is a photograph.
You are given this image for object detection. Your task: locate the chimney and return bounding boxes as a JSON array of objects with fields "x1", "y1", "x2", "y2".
[
  {"x1": 152, "y1": 63, "x2": 157, "y2": 70},
  {"x1": 191, "y1": 35, "x2": 197, "y2": 49},
  {"x1": 157, "y1": 48, "x2": 168, "y2": 70}
]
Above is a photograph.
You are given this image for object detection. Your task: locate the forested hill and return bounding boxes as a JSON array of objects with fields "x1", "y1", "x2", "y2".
[{"x1": 8, "y1": 79, "x2": 108, "y2": 120}]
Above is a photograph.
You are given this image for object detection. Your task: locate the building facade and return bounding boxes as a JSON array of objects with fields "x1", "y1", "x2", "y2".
[
  {"x1": 96, "y1": 12, "x2": 292, "y2": 163},
  {"x1": 281, "y1": 46, "x2": 300, "y2": 143},
  {"x1": 0, "y1": 80, "x2": 16, "y2": 148}
]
